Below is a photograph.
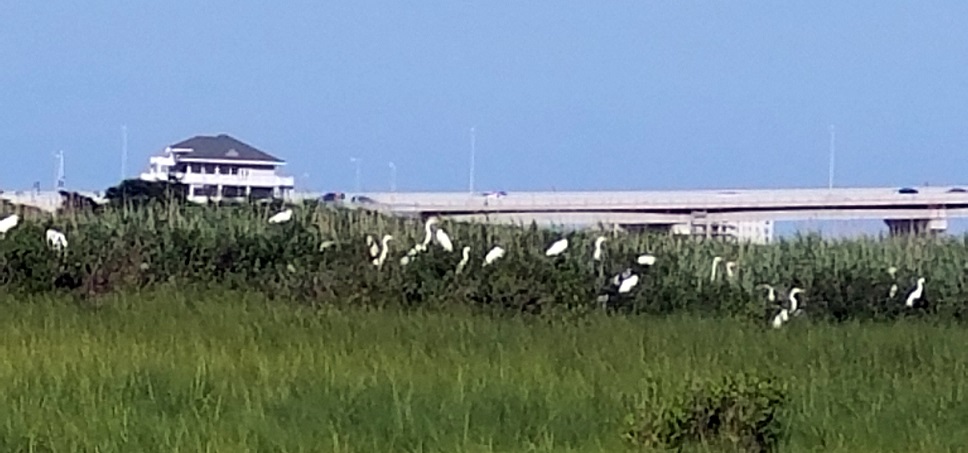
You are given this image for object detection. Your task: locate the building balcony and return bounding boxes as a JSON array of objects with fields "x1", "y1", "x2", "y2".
[{"x1": 140, "y1": 170, "x2": 294, "y2": 189}]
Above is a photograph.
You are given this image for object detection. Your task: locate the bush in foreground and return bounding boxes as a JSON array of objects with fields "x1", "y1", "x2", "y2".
[{"x1": 623, "y1": 373, "x2": 787, "y2": 452}]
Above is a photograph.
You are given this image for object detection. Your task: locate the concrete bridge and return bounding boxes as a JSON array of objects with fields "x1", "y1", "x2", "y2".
[
  {"x1": 7, "y1": 185, "x2": 966, "y2": 236},
  {"x1": 344, "y1": 186, "x2": 968, "y2": 235}
]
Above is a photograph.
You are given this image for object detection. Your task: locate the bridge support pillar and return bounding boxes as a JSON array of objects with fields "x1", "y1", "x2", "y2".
[
  {"x1": 617, "y1": 223, "x2": 675, "y2": 234},
  {"x1": 884, "y1": 218, "x2": 947, "y2": 236}
]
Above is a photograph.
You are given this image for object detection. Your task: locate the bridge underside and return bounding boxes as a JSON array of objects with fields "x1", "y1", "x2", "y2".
[{"x1": 405, "y1": 210, "x2": 954, "y2": 238}]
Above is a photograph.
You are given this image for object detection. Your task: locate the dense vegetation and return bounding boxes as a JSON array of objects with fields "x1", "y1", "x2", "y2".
[
  {"x1": 0, "y1": 289, "x2": 964, "y2": 452},
  {"x1": 0, "y1": 200, "x2": 961, "y2": 323},
  {"x1": 2, "y1": 199, "x2": 967, "y2": 450}
]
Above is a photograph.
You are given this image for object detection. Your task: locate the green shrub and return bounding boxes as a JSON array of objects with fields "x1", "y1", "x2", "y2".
[
  {"x1": 0, "y1": 202, "x2": 963, "y2": 323},
  {"x1": 623, "y1": 373, "x2": 787, "y2": 452}
]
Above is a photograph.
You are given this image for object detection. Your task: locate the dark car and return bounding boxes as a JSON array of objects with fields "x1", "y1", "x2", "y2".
[
  {"x1": 321, "y1": 192, "x2": 345, "y2": 202},
  {"x1": 351, "y1": 195, "x2": 377, "y2": 204},
  {"x1": 898, "y1": 187, "x2": 919, "y2": 194},
  {"x1": 947, "y1": 187, "x2": 967, "y2": 193}
]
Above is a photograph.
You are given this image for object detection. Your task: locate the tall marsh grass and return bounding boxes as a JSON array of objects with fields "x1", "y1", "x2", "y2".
[
  {"x1": 1, "y1": 202, "x2": 967, "y2": 322},
  {"x1": 0, "y1": 289, "x2": 965, "y2": 452}
]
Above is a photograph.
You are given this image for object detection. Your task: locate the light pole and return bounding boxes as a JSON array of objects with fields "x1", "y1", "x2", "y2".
[
  {"x1": 350, "y1": 157, "x2": 362, "y2": 192},
  {"x1": 388, "y1": 161, "x2": 397, "y2": 192},
  {"x1": 468, "y1": 126, "x2": 476, "y2": 194},
  {"x1": 828, "y1": 124, "x2": 835, "y2": 189}
]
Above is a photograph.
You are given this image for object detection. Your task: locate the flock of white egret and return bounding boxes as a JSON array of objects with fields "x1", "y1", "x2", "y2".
[
  {"x1": 266, "y1": 209, "x2": 928, "y2": 327},
  {"x1": 0, "y1": 208, "x2": 929, "y2": 327},
  {"x1": 0, "y1": 214, "x2": 68, "y2": 251}
]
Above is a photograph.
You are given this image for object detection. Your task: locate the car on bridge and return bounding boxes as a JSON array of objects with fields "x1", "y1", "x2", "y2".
[
  {"x1": 320, "y1": 192, "x2": 346, "y2": 202},
  {"x1": 351, "y1": 195, "x2": 378, "y2": 205},
  {"x1": 481, "y1": 190, "x2": 508, "y2": 199},
  {"x1": 897, "y1": 187, "x2": 919, "y2": 194}
]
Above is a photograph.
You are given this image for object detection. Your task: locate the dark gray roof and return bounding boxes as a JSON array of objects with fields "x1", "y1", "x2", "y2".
[{"x1": 170, "y1": 134, "x2": 284, "y2": 163}]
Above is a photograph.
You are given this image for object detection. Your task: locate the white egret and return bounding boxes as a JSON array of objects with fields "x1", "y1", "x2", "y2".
[
  {"x1": 318, "y1": 240, "x2": 336, "y2": 252},
  {"x1": 887, "y1": 267, "x2": 899, "y2": 299},
  {"x1": 371, "y1": 235, "x2": 393, "y2": 268},
  {"x1": 617, "y1": 274, "x2": 640, "y2": 294},
  {"x1": 434, "y1": 227, "x2": 454, "y2": 252},
  {"x1": 0, "y1": 214, "x2": 19, "y2": 236},
  {"x1": 788, "y1": 288, "x2": 804, "y2": 314},
  {"x1": 592, "y1": 236, "x2": 607, "y2": 261},
  {"x1": 268, "y1": 209, "x2": 293, "y2": 224},
  {"x1": 545, "y1": 238, "x2": 568, "y2": 257},
  {"x1": 756, "y1": 284, "x2": 776, "y2": 303},
  {"x1": 771, "y1": 308, "x2": 790, "y2": 329},
  {"x1": 455, "y1": 246, "x2": 471, "y2": 274},
  {"x1": 46, "y1": 229, "x2": 68, "y2": 251},
  {"x1": 725, "y1": 261, "x2": 737, "y2": 279},
  {"x1": 366, "y1": 235, "x2": 380, "y2": 259},
  {"x1": 905, "y1": 277, "x2": 925, "y2": 307},
  {"x1": 637, "y1": 254, "x2": 656, "y2": 266},
  {"x1": 710, "y1": 256, "x2": 723, "y2": 281},
  {"x1": 483, "y1": 246, "x2": 505, "y2": 266},
  {"x1": 416, "y1": 217, "x2": 439, "y2": 251},
  {"x1": 611, "y1": 268, "x2": 633, "y2": 286}
]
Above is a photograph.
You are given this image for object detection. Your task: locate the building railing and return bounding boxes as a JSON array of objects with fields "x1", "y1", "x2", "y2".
[{"x1": 141, "y1": 171, "x2": 294, "y2": 188}]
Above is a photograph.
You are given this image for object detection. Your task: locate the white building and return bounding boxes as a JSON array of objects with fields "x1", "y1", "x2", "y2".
[
  {"x1": 673, "y1": 219, "x2": 774, "y2": 244},
  {"x1": 140, "y1": 134, "x2": 295, "y2": 202}
]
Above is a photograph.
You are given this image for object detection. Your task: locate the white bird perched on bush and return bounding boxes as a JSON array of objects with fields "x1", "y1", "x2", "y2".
[
  {"x1": 434, "y1": 227, "x2": 454, "y2": 252},
  {"x1": 592, "y1": 236, "x2": 607, "y2": 261},
  {"x1": 637, "y1": 254, "x2": 656, "y2": 266},
  {"x1": 46, "y1": 229, "x2": 68, "y2": 251},
  {"x1": 905, "y1": 277, "x2": 925, "y2": 307},
  {"x1": 371, "y1": 235, "x2": 393, "y2": 268},
  {"x1": 771, "y1": 308, "x2": 790, "y2": 329},
  {"x1": 0, "y1": 214, "x2": 19, "y2": 236},
  {"x1": 318, "y1": 240, "x2": 336, "y2": 252},
  {"x1": 268, "y1": 209, "x2": 292, "y2": 224},
  {"x1": 725, "y1": 261, "x2": 737, "y2": 279},
  {"x1": 455, "y1": 246, "x2": 471, "y2": 274},
  {"x1": 710, "y1": 256, "x2": 723, "y2": 281},
  {"x1": 887, "y1": 266, "x2": 899, "y2": 299},
  {"x1": 545, "y1": 238, "x2": 568, "y2": 257},
  {"x1": 617, "y1": 273, "x2": 640, "y2": 294},
  {"x1": 788, "y1": 288, "x2": 804, "y2": 315},
  {"x1": 756, "y1": 284, "x2": 776, "y2": 303},
  {"x1": 366, "y1": 235, "x2": 380, "y2": 259},
  {"x1": 416, "y1": 217, "x2": 439, "y2": 251},
  {"x1": 483, "y1": 246, "x2": 505, "y2": 266},
  {"x1": 611, "y1": 268, "x2": 633, "y2": 286}
]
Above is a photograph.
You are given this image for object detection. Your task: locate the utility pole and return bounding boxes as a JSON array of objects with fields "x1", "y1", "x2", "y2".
[
  {"x1": 55, "y1": 150, "x2": 65, "y2": 190},
  {"x1": 828, "y1": 124, "x2": 836, "y2": 189},
  {"x1": 121, "y1": 125, "x2": 128, "y2": 181},
  {"x1": 468, "y1": 126, "x2": 476, "y2": 194},
  {"x1": 350, "y1": 157, "x2": 362, "y2": 192},
  {"x1": 388, "y1": 161, "x2": 397, "y2": 192}
]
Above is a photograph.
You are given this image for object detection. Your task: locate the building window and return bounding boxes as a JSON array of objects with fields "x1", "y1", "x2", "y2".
[
  {"x1": 227, "y1": 166, "x2": 239, "y2": 175},
  {"x1": 249, "y1": 187, "x2": 273, "y2": 199},
  {"x1": 194, "y1": 185, "x2": 217, "y2": 197},
  {"x1": 222, "y1": 186, "x2": 245, "y2": 198}
]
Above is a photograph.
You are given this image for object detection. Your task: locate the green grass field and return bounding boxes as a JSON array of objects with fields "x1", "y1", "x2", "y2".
[{"x1": 0, "y1": 288, "x2": 964, "y2": 452}]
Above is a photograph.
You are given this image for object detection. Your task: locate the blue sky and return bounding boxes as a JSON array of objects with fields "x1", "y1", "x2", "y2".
[{"x1": 2, "y1": 1, "x2": 968, "y2": 195}]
